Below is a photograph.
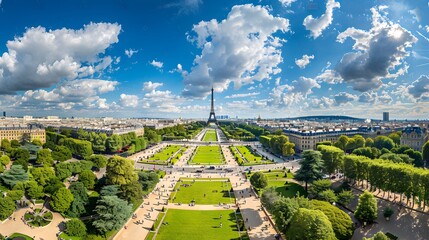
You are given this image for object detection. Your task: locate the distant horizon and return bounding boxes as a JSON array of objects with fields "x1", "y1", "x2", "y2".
[{"x1": 2, "y1": 113, "x2": 429, "y2": 122}]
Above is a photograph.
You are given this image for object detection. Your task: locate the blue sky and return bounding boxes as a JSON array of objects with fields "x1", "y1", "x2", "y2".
[{"x1": 0, "y1": 0, "x2": 428, "y2": 119}]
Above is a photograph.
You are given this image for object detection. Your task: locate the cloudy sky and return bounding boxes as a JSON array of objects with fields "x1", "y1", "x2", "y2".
[{"x1": 0, "y1": 0, "x2": 428, "y2": 119}]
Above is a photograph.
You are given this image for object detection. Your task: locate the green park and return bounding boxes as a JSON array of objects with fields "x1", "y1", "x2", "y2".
[
  {"x1": 155, "y1": 209, "x2": 248, "y2": 240},
  {"x1": 231, "y1": 145, "x2": 273, "y2": 165},
  {"x1": 189, "y1": 146, "x2": 224, "y2": 165},
  {"x1": 203, "y1": 130, "x2": 217, "y2": 142},
  {"x1": 142, "y1": 145, "x2": 185, "y2": 165},
  {"x1": 171, "y1": 179, "x2": 234, "y2": 204}
]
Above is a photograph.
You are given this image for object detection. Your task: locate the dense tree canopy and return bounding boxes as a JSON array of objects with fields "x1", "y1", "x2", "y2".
[
  {"x1": 92, "y1": 195, "x2": 133, "y2": 234},
  {"x1": 310, "y1": 200, "x2": 354, "y2": 240},
  {"x1": 317, "y1": 145, "x2": 344, "y2": 174},
  {"x1": 87, "y1": 155, "x2": 108, "y2": 169},
  {"x1": 66, "y1": 182, "x2": 89, "y2": 218},
  {"x1": 36, "y1": 149, "x2": 54, "y2": 166},
  {"x1": 0, "y1": 197, "x2": 15, "y2": 220},
  {"x1": 373, "y1": 136, "x2": 395, "y2": 150},
  {"x1": 286, "y1": 208, "x2": 336, "y2": 240},
  {"x1": 1, "y1": 165, "x2": 29, "y2": 188},
  {"x1": 66, "y1": 218, "x2": 87, "y2": 237},
  {"x1": 78, "y1": 170, "x2": 96, "y2": 189},
  {"x1": 31, "y1": 166, "x2": 56, "y2": 186},
  {"x1": 106, "y1": 156, "x2": 138, "y2": 186},
  {"x1": 50, "y1": 188, "x2": 74, "y2": 213}
]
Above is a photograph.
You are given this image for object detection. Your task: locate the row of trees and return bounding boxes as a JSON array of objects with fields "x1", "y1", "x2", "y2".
[
  {"x1": 260, "y1": 135, "x2": 295, "y2": 157},
  {"x1": 343, "y1": 155, "x2": 429, "y2": 208}
]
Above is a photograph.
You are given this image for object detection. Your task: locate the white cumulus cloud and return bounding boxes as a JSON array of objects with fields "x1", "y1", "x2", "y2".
[
  {"x1": 279, "y1": 0, "x2": 296, "y2": 7},
  {"x1": 143, "y1": 81, "x2": 164, "y2": 92},
  {"x1": 183, "y1": 4, "x2": 289, "y2": 98},
  {"x1": 0, "y1": 22, "x2": 121, "y2": 94},
  {"x1": 335, "y1": 7, "x2": 417, "y2": 92},
  {"x1": 125, "y1": 49, "x2": 139, "y2": 58},
  {"x1": 120, "y1": 94, "x2": 139, "y2": 108},
  {"x1": 303, "y1": 0, "x2": 340, "y2": 39},
  {"x1": 225, "y1": 92, "x2": 260, "y2": 99},
  {"x1": 149, "y1": 60, "x2": 164, "y2": 69},
  {"x1": 295, "y1": 54, "x2": 314, "y2": 69}
]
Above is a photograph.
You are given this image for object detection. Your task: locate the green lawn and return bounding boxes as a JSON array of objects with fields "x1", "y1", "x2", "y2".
[
  {"x1": 172, "y1": 179, "x2": 234, "y2": 204},
  {"x1": 235, "y1": 146, "x2": 272, "y2": 165},
  {"x1": 59, "y1": 233, "x2": 82, "y2": 240},
  {"x1": 203, "y1": 130, "x2": 217, "y2": 142},
  {"x1": 250, "y1": 171, "x2": 307, "y2": 198},
  {"x1": 190, "y1": 146, "x2": 224, "y2": 165},
  {"x1": 142, "y1": 145, "x2": 182, "y2": 165},
  {"x1": 155, "y1": 210, "x2": 246, "y2": 240},
  {"x1": 8, "y1": 233, "x2": 34, "y2": 240}
]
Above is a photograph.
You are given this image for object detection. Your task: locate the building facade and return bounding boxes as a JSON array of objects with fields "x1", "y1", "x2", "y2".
[
  {"x1": 0, "y1": 125, "x2": 46, "y2": 143},
  {"x1": 400, "y1": 126, "x2": 428, "y2": 151},
  {"x1": 284, "y1": 128, "x2": 365, "y2": 152},
  {"x1": 383, "y1": 112, "x2": 389, "y2": 122}
]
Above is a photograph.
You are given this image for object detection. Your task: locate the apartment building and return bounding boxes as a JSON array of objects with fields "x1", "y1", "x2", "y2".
[
  {"x1": 400, "y1": 126, "x2": 428, "y2": 151},
  {"x1": 0, "y1": 124, "x2": 46, "y2": 143}
]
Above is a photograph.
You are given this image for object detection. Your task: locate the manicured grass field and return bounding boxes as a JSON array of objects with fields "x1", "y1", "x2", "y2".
[
  {"x1": 235, "y1": 146, "x2": 272, "y2": 165},
  {"x1": 155, "y1": 210, "x2": 246, "y2": 240},
  {"x1": 190, "y1": 146, "x2": 224, "y2": 165},
  {"x1": 172, "y1": 179, "x2": 234, "y2": 204},
  {"x1": 203, "y1": 130, "x2": 218, "y2": 142},
  {"x1": 8, "y1": 233, "x2": 34, "y2": 240},
  {"x1": 142, "y1": 145, "x2": 182, "y2": 165},
  {"x1": 59, "y1": 232, "x2": 82, "y2": 240},
  {"x1": 250, "y1": 170, "x2": 307, "y2": 198}
]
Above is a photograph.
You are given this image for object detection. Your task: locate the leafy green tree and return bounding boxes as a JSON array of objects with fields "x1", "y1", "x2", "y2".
[
  {"x1": 120, "y1": 181, "x2": 144, "y2": 205},
  {"x1": 0, "y1": 155, "x2": 10, "y2": 166},
  {"x1": 286, "y1": 208, "x2": 336, "y2": 240},
  {"x1": 64, "y1": 138, "x2": 93, "y2": 159},
  {"x1": 138, "y1": 171, "x2": 159, "y2": 192},
  {"x1": 106, "y1": 156, "x2": 138, "y2": 186},
  {"x1": 282, "y1": 142, "x2": 295, "y2": 157},
  {"x1": 374, "y1": 136, "x2": 395, "y2": 150},
  {"x1": 106, "y1": 134, "x2": 123, "y2": 153},
  {"x1": 10, "y1": 139, "x2": 20, "y2": 148},
  {"x1": 92, "y1": 195, "x2": 133, "y2": 234},
  {"x1": 261, "y1": 187, "x2": 281, "y2": 212},
  {"x1": 365, "y1": 138, "x2": 374, "y2": 147},
  {"x1": 318, "y1": 190, "x2": 338, "y2": 203},
  {"x1": 354, "y1": 191, "x2": 378, "y2": 223},
  {"x1": 295, "y1": 150, "x2": 324, "y2": 190},
  {"x1": 78, "y1": 170, "x2": 96, "y2": 189},
  {"x1": 32, "y1": 139, "x2": 43, "y2": 146},
  {"x1": 404, "y1": 149, "x2": 424, "y2": 167},
  {"x1": 250, "y1": 172, "x2": 268, "y2": 189},
  {"x1": 87, "y1": 155, "x2": 107, "y2": 170},
  {"x1": 0, "y1": 164, "x2": 4, "y2": 173},
  {"x1": 26, "y1": 181, "x2": 45, "y2": 199},
  {"x1": 66, "y1": 182, "x2": 89, "y2": 218},
  {"x1": 50, "y1": 188, "x2": 74, "y2": 213},
  {"x1": 363, "y1": 231, "x2": 389, "y2": 240},
  {"x1": 44, "y1": 178, "x2": 66, "y2": 195},
  {"x1": 31, "y1": 167, "x2": 56, "y2": 186},
  {"x1": 352, "y1": 147, "x2": 380, "y2": 159},
  {"x1": 66, "y1": 218, "x2": 87, "y2": 237},
  {"x1": 0, "y1": 197, "x2": 16, "y2": 220},
  {"x1": 423, "y1": 141, "x2": 429, "y2": 167},
  {"x1": 51, "y1": 145, "x2": 72, "y2": 162},
  {"x1": 309, "y1": 179, "x2": 332, "y2": 197},
  {"x1": 1, "y1": 165, "x2": 29, "y2": 188},
  {"x1": 380, "y1": 153, "x2": 413, "y2": 164},
  {"x1": 311, "y1": 200, "x2": 353, "y2": 240},
  {"x1": 391, "y1": 145, "x2": 412, "y2": 154},
  {"x1": 388, "y1": 132, "x2": 401, "y2": 146},
  {"x1": 10, "y1": 148, "x2": 30, "y2": 170},
  {"x1": 6, "y1": 190, "x2": 24, "y2": 201},
  {"x1": 337, "y1": 190, "x2": 354, "y2": 205},
  {"x1": 317, "y1": 145, "x2": 344, "y2": 174},
  {"x1": 335, "y1": 135, "x2": 349, "y2": 151},
  {"x1": 100, "y1": 185, "x2": 120, "y2": 196},
  {"x1": 1, "y1": 139, "x2": 11, "y2": 150}
]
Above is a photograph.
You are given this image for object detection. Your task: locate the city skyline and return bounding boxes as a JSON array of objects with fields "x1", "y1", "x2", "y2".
[{"x1": 0, "y1": 0, "x2": 428, "y2": 119}]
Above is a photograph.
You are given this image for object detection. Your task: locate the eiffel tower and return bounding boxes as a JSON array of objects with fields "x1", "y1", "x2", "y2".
[{"x1": 207, "y1": 87, "x2": 217, "y2": 124}]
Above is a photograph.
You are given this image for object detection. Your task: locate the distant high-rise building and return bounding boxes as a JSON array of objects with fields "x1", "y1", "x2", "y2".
[
  {"x1": 2, "y1": 112, "x2": 5, "y2": 117},
  {"x1": 383, "y1": 112, "x2": 389, "y2": 122}
]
